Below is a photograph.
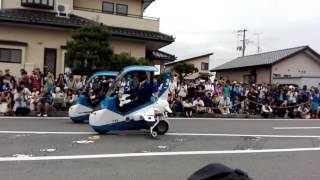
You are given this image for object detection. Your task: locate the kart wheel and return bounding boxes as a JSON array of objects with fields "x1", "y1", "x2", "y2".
[
  {"x1": 94, "y1": 130, "x2": 108, "y2": 135},
  {"x1": 151, "y1": 131, "x2": 158, "y2": 138},
  {"x1": 72, "y1": 120, "x2": 85, "y2": 124},
  {"x1": 155, "y1": 120, "x2": 169, "y2": 135},
  {"x1": 97, "y1": 131, "x2": 107, "y2": 135}
]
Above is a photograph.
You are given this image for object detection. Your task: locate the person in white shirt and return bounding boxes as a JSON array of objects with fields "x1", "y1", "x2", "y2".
[
  {"x1": 169, "y1": 79, "x2": 177, "y2": 97},
  {"x1": 219, "y1": 93, "x2": 231, "y2": 114},
  {"x1": 177, "y1": 82, "x2": 188, "y2": 98},
  {"x1": 52, "y1": 87, "x2": 66, "y2": 110},
  {"x1": 13, "y1": 87, "x2": 30, "y2": 115},
  {"x1": 261, "y1": 102, "x2": 273, "y2": 118},
  {"x1": 73, "y1": 77, "x2": 83, "y2": 90},
  {"x1": 205, "y1": 80, "x2": 214, "y2": 94},
  {"x1": 193, "y1": 96, "x2": 205, "y2": 113},
  {"x1": 296, "y1": 104, "x2": 311, "y2": 119}
]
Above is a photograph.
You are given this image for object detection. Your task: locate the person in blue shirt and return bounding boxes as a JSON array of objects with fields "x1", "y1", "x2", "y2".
[
  {"x1": 0, "y1": 78, "x2": 10, "y2": 93},
  {"x1": 37, "y1": 88, "x2": 53, "y2": 117},
  {"x1": 299, "y1": 85, "x2": 310, "y2": 104},
  {"x1": 310, "y1": 89, "x2": 319, "y2": 119},
  {"x1": 203, "y1": 93, "x2": 214, "y2": 114}
]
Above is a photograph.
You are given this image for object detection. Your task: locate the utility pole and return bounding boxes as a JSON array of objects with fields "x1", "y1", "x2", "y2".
[
  {"x1": 254, "y1": 32, "x2": 263, "y2": 54},
  {"x1": 237, "y1": 29, "x2": 248, "y2": 56}
]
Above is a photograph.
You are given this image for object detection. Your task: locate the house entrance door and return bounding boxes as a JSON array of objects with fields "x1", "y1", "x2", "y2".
[{"x1": 44, "y1": 48, "x2": 57, "y2": 77}]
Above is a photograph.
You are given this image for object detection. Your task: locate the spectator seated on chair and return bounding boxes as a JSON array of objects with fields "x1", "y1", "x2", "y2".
[
  {"x1": 295, "y1": 104, "x2": 310, "y2": 119},
  {"x1": 183, "y1": 99, "x2": 194, "y2": 117},
  {"x1": 52, "y1": 87, "x2": 66, "y2": 110},
  {"x1": 13, "y1": 87, "x2": 30, "y2": 116},
  {"x1": 261, "y1": 102, "x2": 273, "y2": 118},
  {"x1": 172, "y1": 97, "x2": 183, "y2": 116},
  {"x1": 37, "y1": 88, "x2": 53, "y2": 117},
  {"x1": 203, "y1": 93, "x2": 214, "y2": 114},
  {"x1": 193, "y1": 96, "x2": 205, "y2": 113}
]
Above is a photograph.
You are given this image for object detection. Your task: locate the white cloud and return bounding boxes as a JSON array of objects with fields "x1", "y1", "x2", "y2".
[{"x1": 145, "y1": 0, "x2": 320, "y2": 68}]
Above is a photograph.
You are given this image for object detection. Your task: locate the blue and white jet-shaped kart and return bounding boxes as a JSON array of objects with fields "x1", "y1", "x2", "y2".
[
  {"x1": 89, "y1": 66, "x2": 172, "y2": 138},
  {"x1": 68, "y1": 71, "x2": 118, "y2": 123}
]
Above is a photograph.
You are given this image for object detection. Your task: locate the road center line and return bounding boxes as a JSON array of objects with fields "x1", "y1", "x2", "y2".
[
  {"x1": 0, "y1": 131, "x2": 320, "y2": 138},
  {"x1": 0, "y1": 147, "x2": 320, "y2": 162},
  {"x1": 273, "y1": 127, "x2": 320, "y2": 130},
  {"x1": 166, "y1": 133, "x2": 320, "y2": 138},
  {"x1": 0, "y1": 131, "x2": 96, "y2": 135}
]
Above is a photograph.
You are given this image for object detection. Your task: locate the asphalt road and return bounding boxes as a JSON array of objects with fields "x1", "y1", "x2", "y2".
[{"x1": 0, "y1": 117, "x2": 320, "y2": 180}]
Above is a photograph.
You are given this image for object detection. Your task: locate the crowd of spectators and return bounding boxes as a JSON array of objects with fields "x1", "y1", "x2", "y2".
[
  {"x1": 0, "y1": 68, "x2": 87, "y2": 117},
  {"x1": 1, "y1": 68, "x2": 319, "y2": 119},
  {"x1": 167, "y1": 76, "x2": 320, "y2": 119}
]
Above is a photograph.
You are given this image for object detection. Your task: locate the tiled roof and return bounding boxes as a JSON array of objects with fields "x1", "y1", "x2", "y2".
[
  {"x1": 212, "y1": 46, "x2": 310, "y2": 71},
  {"x1": 107, "y1": 26, "x2": 174, "y2": 43},
  {"x1": 0, "y1": 9, "x2": 94, "y2": 28},
  {"x1": 147, "y1": 50, "x2": 176, "y2": 61},
  {"x1": 0, "y1": 9, "x2": 174, "y2": 43},
  {"x1": 143, "y1": 0, "x2": 155, "y2": 10},
  {"x1": 165, "y1": 53, "x2": 213, "y2": 65}
]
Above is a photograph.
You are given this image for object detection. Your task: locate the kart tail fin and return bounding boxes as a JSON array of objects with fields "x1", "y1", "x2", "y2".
[{"x1": 159, "y1": 70, "x2": 172, "y2": 100}]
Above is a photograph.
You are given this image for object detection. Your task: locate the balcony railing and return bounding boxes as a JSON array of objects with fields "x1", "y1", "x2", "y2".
[{"x1": 73, "y1": 6, "x2": 159, "y2": 21}]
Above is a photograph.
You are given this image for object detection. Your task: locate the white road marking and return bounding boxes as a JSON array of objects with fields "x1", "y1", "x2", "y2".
[
  {"x1": 0, "y1": 131, "x2": 96, "y2": 135},
  {"x1": 0, "y1": 131, "x2": 319, "y2": 138},
  {"x1": 72, "y1": 140, "x2": 95, "y2": 144},
  {"x1": 274, "y1": 126, "x2": 320, "y2": 130},
  {"x1": 1, "y1": 147, "x2": 320, "y2": 162},
  {"x1": 40, "y1": 149, "x2": 56, "y2": 153},
  {"x1": 166, "y1": 133, "x2": 320, "y2": 138}
]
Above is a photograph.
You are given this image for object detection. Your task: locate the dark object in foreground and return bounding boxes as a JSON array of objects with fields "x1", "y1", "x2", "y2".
[{"x1": 188, "y1": 163, "x2": 253, "y2": 180}]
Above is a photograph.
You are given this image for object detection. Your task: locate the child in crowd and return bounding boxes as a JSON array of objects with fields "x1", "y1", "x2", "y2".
[
  {"x1": 183, "y1": 99, "x2": 194, "y2": 117},
  {"x1": 30, "y1": 88, "x2": 40, "y2": 111},
  {"x1": 64, "y1": 89, "x2": 78, "y2": 109},
  {"x1": 261, "y1": 102, "x2": 273, "y2": 118},
  {"x1": 295, "y1": 104, "x2": 311, "y2": 119},
  {"x1": 310, "y1": 90, "x2": 319, "y2": 119},
  {"x1": 13, "y1": 87, "x2": 30, "y2": 116}
]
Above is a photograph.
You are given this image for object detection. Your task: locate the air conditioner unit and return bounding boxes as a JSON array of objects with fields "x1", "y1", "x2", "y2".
[{"x1": 56, "y1": 3, "x2": 71, "y2": 17}]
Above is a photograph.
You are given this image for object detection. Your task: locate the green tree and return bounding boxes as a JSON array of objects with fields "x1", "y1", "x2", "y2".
[
  {"x1": 173, "y1": 63, "x2": 198, "y2": 80},
  {"x1": 66, "y1": 24, "x2": 113, "y2": 75},
  {"x1": 109, "y1": 53, "x2": 152, "y2": 71}
]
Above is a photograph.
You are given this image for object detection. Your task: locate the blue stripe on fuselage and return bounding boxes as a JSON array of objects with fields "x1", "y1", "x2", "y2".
[{"x1": 91, "y1": 120, "x2": 153, "y2": 133}]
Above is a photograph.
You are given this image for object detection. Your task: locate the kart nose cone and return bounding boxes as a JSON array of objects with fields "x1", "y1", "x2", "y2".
[{"x1": 89, "y1": 112, "x2": 98, "y2": 126}]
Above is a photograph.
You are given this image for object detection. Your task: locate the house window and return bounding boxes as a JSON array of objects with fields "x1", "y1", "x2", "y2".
[
  {"x1": 102, "y1": 2, "x2": 114, "y2": 14},
  {"x1": 0, "y1": 48, "x2": 22, "y2": 63},
  {"x1": 243, "y1": 74, "x2": 256, "y2": 84},
  {"x1": 116, "y1": 4, "x2": 128, "y2": 15},
  {"x1": 201, "y1": 63, "x2": 209, "y2": 71},
  {"x1": 21, "y1": 0, "x2": 54, "y2": 9}
]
